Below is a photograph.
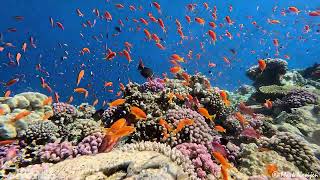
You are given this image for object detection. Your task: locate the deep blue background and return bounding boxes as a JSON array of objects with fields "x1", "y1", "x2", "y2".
[{"x1": 0, "y1": 0, "x2": 319, "y2": 107}]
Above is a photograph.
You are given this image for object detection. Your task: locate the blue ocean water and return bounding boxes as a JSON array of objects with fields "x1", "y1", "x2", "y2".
[{"x1": 0, "y1": 0, "x2": 319, "y2": 107}]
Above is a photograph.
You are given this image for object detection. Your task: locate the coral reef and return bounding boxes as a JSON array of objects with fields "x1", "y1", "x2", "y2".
[
  {"x1": 273, "y1": 89, "x2": 318, "y2": 112},
  {"x1": 238, "y1": 143, "x2": 301, "y2": 176},
  {"x1": 258, "y1": 132, "x2": 320, "y2": 175},
  {"x1": 0, "y1": 92, "x2": 53, "y2": 140},
  {"x1": 11, "y1": 142, "x2": 197, "y2": 179},
  {"x1": 175, "y1": 143, "x2": 220, "y2": 179},
  {"x1": 246, "y1": 58, "x2": 288, "y2": 87},
  {"x1": 18, "y1": 120, "x2": 59, "y2": 144}
]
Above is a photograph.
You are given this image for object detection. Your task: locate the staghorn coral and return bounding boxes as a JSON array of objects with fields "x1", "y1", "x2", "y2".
[
  {"x1": 258, "y1": 132, "x2": 320, "y2": 175},
  {"x1": 274, "y1": 89, "x2": 318, "y2": 112},
  {"x1": 18, "y1": 120, "x2": 59, "y2": 145},
  {"x1": 175, "y1": 143, "x2": 220, "y2": 179},
  {"x1": 246, "y1": 58, "x2": 288, "y2": 87}
]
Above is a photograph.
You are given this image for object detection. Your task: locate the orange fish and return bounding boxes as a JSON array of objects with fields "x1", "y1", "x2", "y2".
[
  {"x1": 0, "y1": 46, "x2": 4, "y2": 52},
  {"x1": 105, "y1": 50, "x2": 116, "y2": 60},
  {"x1": 195, "y1": 17, "x2": 205, "y2": 25},
  {"x1": 109, "y1": 98, "x2": 126, "y2": 107},
  {"x1": 220, "y1": 90, "x2": 231, "y2": 106},
  {"x1": 208, "y1": 30, "x2": 217, "y2": 44},
  {"x1": 104, "y1": 11, "x2": 112, "y2": 21},
  {"x1": 175, "y1": 93, "x2": 185, "y2": 101},
  {"x1": 54, "y1": 92, "x2": 60, "y2": 103},
  {"x1": 266, "y1": 164, "x2": 278, "y2": 176},
  {"x1": 198, "y1": 107, "x2": 216, "y2": 121},
  {"x1": 76, "y1": 8, "x2": 84, "y2": 17},
  {"x1": 168, "y1": 92, "x2": 175, "y2": 103},
  {"x1": 43, "y1": 96, "x2": 52, "y2": 106},
  {"x1": 208, "y1": 62, "x2": 216, "y2": 67},
  {"x1": 74, "y1": 88, "x2": 89, "y2": 98},
  {"x1": 119, "y1": 83, "x2": 125, "y2": 91},
  {"x1": 140, "y1": 18, "x2": 149, "y2": 25},
  {"x1": 100, "y1": 118, "x2": 135, "y2": 152},
  {"x1": 82, "y1": 47, "x2": 90, "y2": 53},
  {"x1": 123, "y1": 49, "x2": 132, "y2": 62},
  {"x1": 115, "y1": 4, "x2": 124, "y2": 9},
  {"x1": 170, "y1": 66, "x2": 181, "y2": 74},
  {"x1": 209, "y1": 22, "x2": 217, "y2": 29},
  {"x1": 273, "y1": 39, "x2": 279, "y2": 47},
  {"x1": 155, "y1": 42, "x2": 165, "y2": 50},
  {"x1": 77, "y1": 70, "x2": 85, "y2": 86},
  {"x1": 225, "y1": 16, "x2": 233, "y2": 25},
  {"x1": 42, "y1": 112, "x2": 53, "y2": 120},
  {"x1": 159, "y1": 118, "x2": 173, "y2": 132},
  {"x1": 0, "y1": 140, "x2": 16, "y2": 146},
  {"x1": 258, "y1": 59, "x2": 267, "y2": 72},
  {"x1": 170, "y1": 54, "x2": 184, "y2": 62},
  {"x1": 67, "y1": 96, "x2": 74, "y2": 104},
  {"x1": 151, "y1": 33, "x2": 160, "y2": 43},
  {"x1": 215, "y1": 125, "x2": 226, "y2": 133},
  {"x1": 152, "y1": 2, "x2": 161, "y2": 14},
  {"x1": 268, "y1": 19, "x2": 281, "y2": 24},
  {"x1": 130, "y1": 106, "x2": 147, "y2": 120},
  {"x1": 16, "y1": 53, "x2": 21, "y2": 65},
  {"x1": 181, "y1": 72, "x2": 190, "y2": 82},
  {"x1": 263, "y1": 99, "x2": 273, "y2": 109},
  {"x1": 11, "y1": 110, "x2": 31, "y2": 123},
  {"x1": 143, "y1": 29, "x2": 151, "y2": 40},
  {"x1": 56, "y1": 22, "x2": 64, "y2": 30},
  {"x1": 0, "y1": 108, "x2": 5, "y2": 115},
  {"x1": 288, "y1": 6, "x2": 300, "y2": 14},
  {"x1": 234, "y1": 112, "x2": 249, "y2": 126},
  {"x1": 212, "y1": 151, "x2": 232, "y2": 169},
  {"x1": 22, "y1": 42, "x2": 27, "y2": 52},
  {"x1": 185, "y1": 15, "x2": 191, "y2": 23},
  {"x1": 104, "y1": 81, "x2": 113, "y2": 87},
  {"x1": 173, "y1": 118, "x2": 194, "y2": 134},
  {"x1": 93, "y1": 99, "x2": 99, "y2": 106},
  {"x1": 157, "y1": 18, "x2": 166, "y2": 32},
  {"x1": 4, "y1": 90, "x2": 11, "y2": 97},
  {"x1": 221, "y1": 166, "x2": 229, "y2": 180}
]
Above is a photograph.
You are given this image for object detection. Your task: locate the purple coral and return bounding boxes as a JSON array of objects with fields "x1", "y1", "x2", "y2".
[
  {"x1": 39, "y1": 133, "x2": 103, "y2": 163},
  {"x1": 52, "y1": 102, "x2": 78, "y2": 117},
  {"x1": 0, "y1": 144, "x2": 19, "y2": 165},
  {"x1": 75, "y1": 132, "x2": 103, "y2": 155},
  {"x1": 175, "y1": 143, "x2": 219, "y2": 179},
  {"x1": 140, "y1": 78, "x2": 165, "y2": 92},
  {"x1": 39, "y1": 141, "x2": 75, "y2": 163},
  {"x1": 274, "y1": 89, "x2": 317, "y2": 111},
  {"x1": 166, "y1": 107, "x2": 218, "y2": 146}
]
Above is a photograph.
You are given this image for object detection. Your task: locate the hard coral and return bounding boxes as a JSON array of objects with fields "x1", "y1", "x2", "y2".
[
  {"x1": 175, "y1": 143, "x2": 220, "y2": 179},
  {"x1": 258, "y1": 132, "x2": 320, "y2": 175},
  {"x1": 75, "y1": 132, "x2": 103, "y2": 155},
  {"x1": 52, "y1": 102, "x2": 78, "y2": 117},
  {"x1": 18, "y1": 120, "x2": 59, "y2": 145},
  {"x1": 140, "y1": 78, "x2": 165, "y2": 92},
  {"x1": 246, "y1": 58, "x2": 288, "y2": 87},
  {"x1": 165, "y1": 107, "x2": 218, "y2": 147},
  {"x1": 274, "y1": 89, "x2": 318, "y2": 112}
]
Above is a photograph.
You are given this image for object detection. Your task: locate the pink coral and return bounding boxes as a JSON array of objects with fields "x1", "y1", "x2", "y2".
[{"x1": 175, "y1": 143, "x2": 219, "y2": 179}]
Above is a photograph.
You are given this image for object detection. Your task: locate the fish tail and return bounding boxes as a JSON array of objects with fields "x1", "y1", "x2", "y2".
[{"x1": 210, "y1": 114, "x2": 216, "y2": 121}]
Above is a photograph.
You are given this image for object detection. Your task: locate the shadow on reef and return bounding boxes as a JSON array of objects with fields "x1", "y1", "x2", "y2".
[{"x1": 1, "y1": 58, "x2": 320, "y2": 179}]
